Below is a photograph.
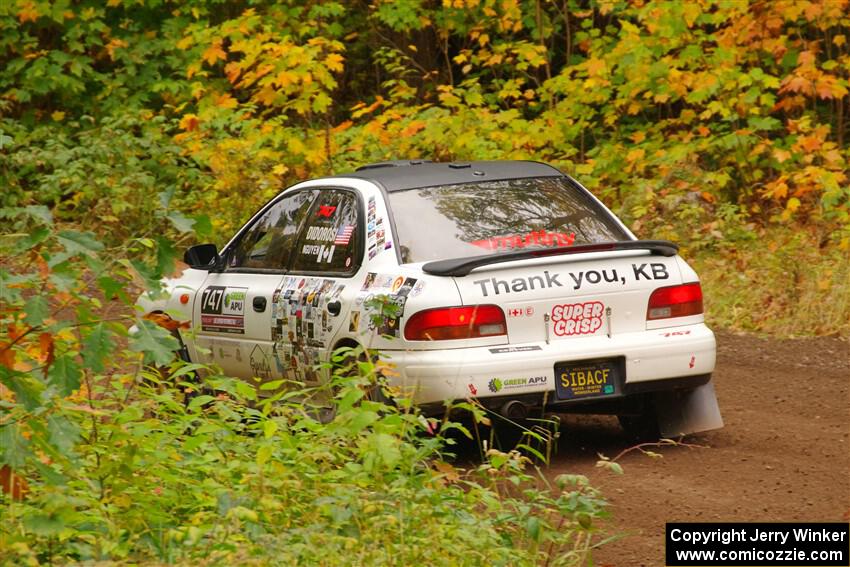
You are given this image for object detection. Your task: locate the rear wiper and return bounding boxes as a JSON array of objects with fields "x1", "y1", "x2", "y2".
[{"x1": 422, "y1": 240, "x2": 679, "y2": 277}]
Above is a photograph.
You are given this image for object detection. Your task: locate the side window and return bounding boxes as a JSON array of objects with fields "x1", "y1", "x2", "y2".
[
  {"x1": 227, "y1": 190, "x2": 315, "y2": 271},
  {"x1": 291, "y1": 189, "x2": 361, "y2": 275}
]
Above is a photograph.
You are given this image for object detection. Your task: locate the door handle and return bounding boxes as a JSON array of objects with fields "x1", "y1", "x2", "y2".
[
  {"x1": 327, "y1": 300, "x2": 341, "y2": 316},
  {"x1": 253, "y1": 297, "x2": 267, "y2": 312}
]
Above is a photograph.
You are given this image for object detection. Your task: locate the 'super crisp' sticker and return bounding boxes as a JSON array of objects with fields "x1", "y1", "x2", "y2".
[{"x1": 551, "y1": 301, "x2": 604, "y2": 336}]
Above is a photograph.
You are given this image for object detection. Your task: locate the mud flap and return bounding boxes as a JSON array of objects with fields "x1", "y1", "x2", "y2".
[{"x1": 654, "y1": 380, "x2": 723, "y2": 438}]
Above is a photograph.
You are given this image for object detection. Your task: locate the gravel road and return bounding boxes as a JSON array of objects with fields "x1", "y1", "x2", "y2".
[{"x1": 543, "y1": 330, "x2": 850, "y2": 566}]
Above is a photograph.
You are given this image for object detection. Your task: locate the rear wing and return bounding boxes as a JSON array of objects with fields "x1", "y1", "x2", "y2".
[{"x1": 422, "y1": 240, "x2": 679, "y2": 277}]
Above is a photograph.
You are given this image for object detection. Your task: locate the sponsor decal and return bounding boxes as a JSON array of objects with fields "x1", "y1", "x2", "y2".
[
  {"x1": 689, "y1": 355, "x2": 696, "y2": 368},
  {"x1": 349, "y1": 310, "x2": 360, "y2": 332},
  {"x1": 488, "y1": 375, "x2": 547, "y2": 393},
  {"x1": 396, "y1": 277, "x2": 416, "y2": 297},
  {"x1": 362, "y1": 272, "x2": 377, "y2": 290},
  {"x1": 661, "y1": 329, "x2": 692, "y2": 337},
  {"x1": 471, "y1": 231, "x2": 576, "y2": 251},
  {"x1": 551, "y1": 301, "x2": 604, "y2": 336},
  {"x1": 488, "y1": 345, "x2": 542, "y2": 354},
  {"x1": 468, "y1": 383, "x2": 477, "y2": 396},
  {"x1": 201, "y1": 286, "x2": 247, "y2": 334},
  {"x1": 306, "y1": 226, "x2": 337, "y2": 241},
  {"x1": 317, "y1": 204, "x2": 337, "y2": 218},
  {"x1": 410, "y1": 280, "x2": 426, "y2": 297},
  {"x1": 391, "y1": 276, "x2": 404, "y2": 293},
  {"x1": 301, "y1": 243, "x2": 336, "y2": 263}
]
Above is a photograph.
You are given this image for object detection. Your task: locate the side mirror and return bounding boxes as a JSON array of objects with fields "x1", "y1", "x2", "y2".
[{"x1": 184, "y1": 244, "x2": 220, "y2": 269}]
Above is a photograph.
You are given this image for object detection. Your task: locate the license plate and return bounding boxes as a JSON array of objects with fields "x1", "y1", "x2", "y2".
[{"x1": 554, "y1": 359, "x2": 622, "y2": 401}]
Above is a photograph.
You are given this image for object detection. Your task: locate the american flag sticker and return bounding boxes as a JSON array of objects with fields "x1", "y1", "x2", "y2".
[{"x1": 335, "y1": 225, "x2": 354, "y2": 245}]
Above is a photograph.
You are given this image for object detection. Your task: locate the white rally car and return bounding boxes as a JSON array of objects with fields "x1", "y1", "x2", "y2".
[{"x1": 139, "y1": 160, "x2": 723, "y2": 437}]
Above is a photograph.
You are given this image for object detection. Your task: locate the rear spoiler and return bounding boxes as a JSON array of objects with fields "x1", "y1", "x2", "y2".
[{"x1": 422, "y1": 240, "x2": 679, "y2": 277}]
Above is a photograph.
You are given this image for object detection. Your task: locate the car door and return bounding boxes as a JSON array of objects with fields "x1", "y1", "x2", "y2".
[
  {"x1": 270, "y1": 188, "x2": 364, "y2": 388},
  {"x1": 192, "y1": 189, "x2": 316, "y2": 382}
]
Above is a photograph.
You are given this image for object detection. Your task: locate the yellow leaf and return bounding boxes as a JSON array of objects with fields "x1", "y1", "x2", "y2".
[
  {"x1": 773, "y1": 148, "x2": 792, "y2": 163},
  {"x1": 325, "y1": 53, "x2": 344, "y2": 73},
  {"x1": 179, "y1": 114, "x2": 199, "y2": 131},
  {"x1": 51, "y1": 111, "x2": 65, "y2": 121},
  {"x1": 833, "y1": 35, "x2": 846, "y2": 47},
  {"x1": 202, "y1": 40, "x2": 226, "y2": 66},
  {"x1": 786, "y1": 197, "x2": 801, "y2": 213},
  {"x1": 400, "y1": 120, "x2": 426, "y2": 137},
  {"x1": 331, "y1": 120, "x2": 353, "y2": 133},
  {"x1": 214, "y1": 93, "x2": 237, "y2": 109},
  {"x1": 586, "y1": 57, "x2": 607, "y2": 77},
  {"x1": 630, "y1": 131, "x2": 646, "y2": 143},
  {"x1": 17, "y1": 1, "x2": 40, "y2": 23},
  {"x1": 626, "y1": 148, "x2": 645, "y2": 163}
]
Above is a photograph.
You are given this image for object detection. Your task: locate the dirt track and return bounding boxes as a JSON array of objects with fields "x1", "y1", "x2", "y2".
[{"x1": 544, "y1": 330, "x2": 850, "y2": 566}]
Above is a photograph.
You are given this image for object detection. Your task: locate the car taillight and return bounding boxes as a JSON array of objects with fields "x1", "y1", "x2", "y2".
[
  {"x1": 404, "y1": 305, "x2": 507, "y2": 341},
  {"x1": 647, "y1": 282, "x2": 703, "y2": 321}
]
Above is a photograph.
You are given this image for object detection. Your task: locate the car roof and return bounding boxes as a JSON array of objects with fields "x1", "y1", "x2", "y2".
[{"x1": 326, "y1": 160, "x2": 564, "y2": 192}]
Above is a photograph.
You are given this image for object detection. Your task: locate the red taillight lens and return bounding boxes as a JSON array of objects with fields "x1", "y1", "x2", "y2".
[
  {"x1": 404, "y1": 305, "x2": 507, "y2": 341},
  {"x1": 647, "y1": 282, "x2": 703, "y2": 320}
]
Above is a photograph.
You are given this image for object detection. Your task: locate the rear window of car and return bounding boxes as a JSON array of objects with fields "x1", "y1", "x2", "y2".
[{"x1": 387, "y1": 177, "x2": 630, "y2": 263}]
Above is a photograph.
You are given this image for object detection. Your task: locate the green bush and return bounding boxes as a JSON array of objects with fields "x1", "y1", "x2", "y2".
[{"x1": 0, "y1": 211, "x2": 608, "y2": 565}]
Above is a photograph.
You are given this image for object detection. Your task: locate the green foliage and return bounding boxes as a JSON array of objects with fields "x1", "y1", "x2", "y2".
[
  {"x1": 0, "y1": 210, "x2": 607, "y2": 565},
  {"x1": 1, "y1": 1, "x2": 846, "y2": 335}
]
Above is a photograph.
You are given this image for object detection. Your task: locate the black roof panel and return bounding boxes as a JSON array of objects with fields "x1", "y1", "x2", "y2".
[{"x1": 327, "y1": 160, "x2": 564, "y2": 192}]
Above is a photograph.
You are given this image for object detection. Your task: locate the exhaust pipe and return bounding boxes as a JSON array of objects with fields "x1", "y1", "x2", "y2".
[{"x1": 500, "y1": 400, "x2": 528, "y2": 420}]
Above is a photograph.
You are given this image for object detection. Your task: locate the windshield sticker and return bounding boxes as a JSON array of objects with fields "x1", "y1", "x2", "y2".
[
  {"x1": 551, "y1": 301, "x2": 604, "y2": 336},
  {"x1": 301, "y1": 243, "x2": 335, "y2": 263},
  {"x1": 305, "y1": 226, "x2": 338, "y2": 241},
  {"x1": 471, "y1": 231, "x2": 576, "y2": 251},
  {"x1": 334, "y1": 225, "x2": 354, "y2": 245},
  {"x1": 201, "y1": 286, "x2": 247, "y2": 334},
  {"x1": 316, "y1": 204, "x2": 337, "y2": 218}
]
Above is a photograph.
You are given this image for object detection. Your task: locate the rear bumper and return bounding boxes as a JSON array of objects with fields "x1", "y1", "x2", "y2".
[{"x1": 380, "y1": 323, "x2": 716, "y2": 407}]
